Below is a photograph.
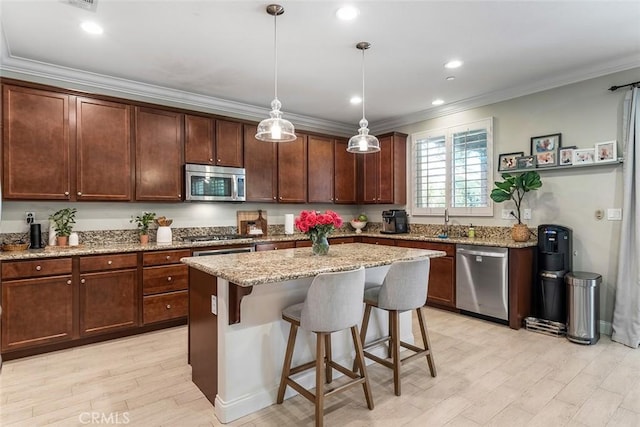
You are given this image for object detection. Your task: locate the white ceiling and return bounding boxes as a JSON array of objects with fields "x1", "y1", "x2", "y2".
[{"x1": 1, "y1": 0, "x2": 639, "y2": 135}]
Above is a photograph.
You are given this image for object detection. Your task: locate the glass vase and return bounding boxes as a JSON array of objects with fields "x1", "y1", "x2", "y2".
[{"x1": 311, "y1": 233, "x2": 330, "y2": 256}]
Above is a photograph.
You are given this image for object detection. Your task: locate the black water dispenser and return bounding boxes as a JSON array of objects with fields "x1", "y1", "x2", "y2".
[{"x1": 536, "y1": 224, "x2": 572, "y2": 322}]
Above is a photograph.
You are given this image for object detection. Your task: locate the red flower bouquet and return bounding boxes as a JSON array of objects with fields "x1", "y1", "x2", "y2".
[{"x1": 294, "y1": 210, "x2": 343, "y2": 255}]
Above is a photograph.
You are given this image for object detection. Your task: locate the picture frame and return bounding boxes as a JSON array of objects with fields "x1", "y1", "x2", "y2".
[
  {"x1": 559, "y1": 146, "x2": 577, "y2": 166},
  {"x1": 573, "y1": 148, "x2": 595, "y2": 165},
  {"x1": 498, "y1": 151, "x2": 524, "y2": 171},
  {"x1": 531, "y1": 133, "x2": 561, "y2": 167},
  {"x1": 516, "y1": 155, "x2": 536, "y2": 170},
  {"x1": 594, "y1": 140, "x2": 617, "y2": 163}
]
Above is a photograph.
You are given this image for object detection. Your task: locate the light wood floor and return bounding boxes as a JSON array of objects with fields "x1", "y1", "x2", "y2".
[{"x1": 2, "y1": 308, "x2": 639, "y2": 426}]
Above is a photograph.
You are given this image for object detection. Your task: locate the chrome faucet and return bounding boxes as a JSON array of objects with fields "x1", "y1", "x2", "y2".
[{"x1": 443, "y1": 208, "x2": 450, "y2": 237}]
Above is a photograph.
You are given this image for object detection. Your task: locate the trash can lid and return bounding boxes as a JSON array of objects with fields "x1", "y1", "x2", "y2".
[{"x1": 566, "y1": 271, "x2": 602, "y2": 286}]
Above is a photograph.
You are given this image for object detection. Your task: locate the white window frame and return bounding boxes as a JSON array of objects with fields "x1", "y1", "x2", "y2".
[{"x1": 410, "y1": 117, "x2": 494, "y2": 217}]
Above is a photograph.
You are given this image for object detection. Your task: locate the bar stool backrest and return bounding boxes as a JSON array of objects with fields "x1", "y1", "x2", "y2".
[
  {"x1": 301, "y1": 267, "x2": 366, "y2": 333},
  {"x1": 378, "y1": 258, "x2": 430, "y2": 311}
]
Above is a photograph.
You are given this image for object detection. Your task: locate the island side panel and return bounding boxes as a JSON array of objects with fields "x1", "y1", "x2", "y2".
[
  {"x1": 508, "y1": 247, "x2": 534, "y2": 329},
  {"x1": 188, "y1": 267, "x2": 218, "y2": 405}
]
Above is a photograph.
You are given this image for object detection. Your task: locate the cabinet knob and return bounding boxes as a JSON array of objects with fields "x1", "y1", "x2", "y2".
[
  {"x1": 217, "y1": 158, "x2": 221, "y2": 162},
  {"x1": 167, "y1": 276, "x2": 172, "y2": 281},
  {"x1": 279, "y1": 196, "x2": 282, "y2": 200},
  {"x1": 209, "y1": 158, "x2": 213, "y2": 162},
  {"x1": 273, "y1": 196, "x2": 276, "y2": 200},
  {"x1": 36, "y1": 265, "x2": 42, "y2": 271},
  {"x1": 178, "y1": 194, "x2": 181, "y2": 198},
  {"x1": 81, "y1": 278, "x2": 86, "y2": 284},
  {"x1": 64, "y1": 191, "x2": 69, "y2": 196},
  {"x1": 166, "y1": 304, "x2": 172, "y2": 309},
  {"x1": 77, "y1": 192, "x2": 82, "y2": 196},
  {"x1": 107, "y1": 260, "x2": 112, "y2": 265},
  {"x1": 166, "y1": 255, "x2": 171, "y2": 260},
  {"x1": 67, "y1": 280, "x2": 72, "y2": 285}
]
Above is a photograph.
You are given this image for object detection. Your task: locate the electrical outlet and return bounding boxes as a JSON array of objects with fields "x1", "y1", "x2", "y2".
[
  {"x1": 607, "y1": 208, "x2": 622, "y2": 221},
  {"x1": 25, "y1": 212, "x2": 35, "y2": 224},
  {"x1": 501, "y1": 209, "x2": 515, "y2": 220},
  {"x1": 523, "y1": 209, "x2": 532, "y2": 220}
]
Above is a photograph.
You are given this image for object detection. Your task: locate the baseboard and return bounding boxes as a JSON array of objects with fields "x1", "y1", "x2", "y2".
[{"x1": 600, "y1": 320, "x2": 612, "y2": 336}]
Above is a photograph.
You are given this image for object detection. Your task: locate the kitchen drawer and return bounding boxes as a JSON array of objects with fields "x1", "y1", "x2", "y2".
[
  {"x1": 395, "y1": 240, "x2": 455, "y2": 256},
  {"x1": 329, "y1": 237, "x2": 356, "y2": 245},
  {"x1": 143, "y1": 291, "x2": 188, "y2": 324},
  {"x1": 143, "y1": 249, "x2": 191, "y2": 266},
  {"x1": 361, "y1": 236, "x2": 396, "y2": 246},
  {"x1": 1, "y1": 258, "x2": 72, "y2": 280},
  {"x1": 143, "y1": 264, "x2": 188, "y2": 295},
  {"x1": 255, "y1": 241, "x2": 296, "y2": 251},
  {"x1": 79, "y1": 253, "x2": 138, "y2": 273}
]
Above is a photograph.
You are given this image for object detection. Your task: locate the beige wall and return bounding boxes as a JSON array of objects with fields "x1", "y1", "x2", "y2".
[{"x1": 370, "y1": 67, "x2": 638, "y2": 328}]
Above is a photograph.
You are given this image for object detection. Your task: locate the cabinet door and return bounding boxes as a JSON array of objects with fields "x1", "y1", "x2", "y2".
[
  {"x1": 377, "y1": 135, "x2": 395, "y2": 204},
  {"x1": 428, "y1": 257, "x2": 455, "y2": 309},
  {"x1": 184, "y1": 114, "x2": 215, "y2": 165},
  {"x1": 2, "y1": 84, "x2": 72, "y2": 200},
  {"x1": 1, "y1": 275, "x2": 73, "y2": 352},
  {"x1": 244, "y1": 124, "x2": 277, "y2": 202},
  {"x1": 215, "y1": 119, "x2": 243, "y2": 167},
  {"x1": 307, "y1": 135, "x2": 334, "y2": 203},
  {"x1": 334, "y1": 138, "x2": 357, "y2": 204},
  {"x1": 278, "y1": 134, "x2": 307, "y2": 203},
  {"x1": 135, "y1": 106, "x2": 184, "y2": 201},
  {"x1": 359, "y1": 150, "x2": 379, "y2": 203},
  {"x1": 76, "y1": 97, "x2": 133, "y2": 201},
  {"x1": 79, "y1": 269, "x2": 138, "y2": 336}
]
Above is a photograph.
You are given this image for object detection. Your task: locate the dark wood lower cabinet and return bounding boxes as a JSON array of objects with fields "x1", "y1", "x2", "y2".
[{"x1": 255, "y1": 241, "x2": 297, "y2": 251}]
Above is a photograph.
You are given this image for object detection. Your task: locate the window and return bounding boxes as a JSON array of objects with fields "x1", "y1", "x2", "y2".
[{"x1": 411, "y1": 118, "x2": 493, "y2": 217}]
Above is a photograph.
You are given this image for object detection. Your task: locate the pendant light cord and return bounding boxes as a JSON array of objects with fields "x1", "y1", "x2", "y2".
[
  {"x1": 273, "y1": 12, "x2": 278, "y2": 101},
  {"x1": 361, "y1": 46, "x2": 366, "y2": 121}
]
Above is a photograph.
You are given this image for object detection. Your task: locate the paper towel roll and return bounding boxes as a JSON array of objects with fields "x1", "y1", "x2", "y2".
[{"x1": 284, "y1": 214, "x2": 294, "y2": 235}]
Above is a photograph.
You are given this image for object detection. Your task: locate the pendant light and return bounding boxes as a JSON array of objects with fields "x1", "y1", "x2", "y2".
[
  {"x1": 347, "y1": 41, "x2": 380, "y2": 153},
  {"x1": 255, "y1": 4, "x2": 297, "y2": 143}
]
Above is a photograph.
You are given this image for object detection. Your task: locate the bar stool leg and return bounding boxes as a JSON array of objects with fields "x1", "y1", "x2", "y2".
[
  {"x1": 324, "y1": 334, "x2": 332, "y2": 383},
  {"x1": 315, "y1": 333, "x2": 326, "y2": 427},
  {"x1": 417, "y1": 307, "x2": 437, "y2": 377},
  {"x1": 354, "y1": 304, "x2": 372, "y2": 373},
  {"x1": 390, "y1": 310, "x2": 401, "y2": 396},
  {"x1": 277, "y1": 322, "x2": 298, "y2": 404},
  {"x1": 351, "y1": 325, "x2": 374, "y2": 410},
  {"x1": 387, "y1": 311, "x2": 394, "y2": 359}
]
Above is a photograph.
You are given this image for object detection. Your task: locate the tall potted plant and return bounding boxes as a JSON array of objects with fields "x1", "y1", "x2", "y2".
[
  {"x1": 130, "y1": 212, "x2": 156, "y2": 244},
  {"x1": 490, "y1": 171, "x2": 542, "y2": 241},
  {"x1": 49, "y1": 208, "x2": 77, "y2": 246}
]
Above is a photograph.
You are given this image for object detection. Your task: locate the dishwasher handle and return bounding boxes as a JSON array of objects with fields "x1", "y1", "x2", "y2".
[{"x1": 456, "y1": 247, "x2": 507, "y2": 258}]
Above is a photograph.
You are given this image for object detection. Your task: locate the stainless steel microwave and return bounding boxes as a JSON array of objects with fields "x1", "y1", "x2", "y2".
[{"x1": 185, "y1": 164, "x2": 246, "y2": 202}]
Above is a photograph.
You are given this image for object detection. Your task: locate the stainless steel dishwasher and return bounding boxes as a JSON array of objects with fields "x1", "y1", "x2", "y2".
[{"x1": 456, "y1": 245, "x2": 509, "y2": 322}]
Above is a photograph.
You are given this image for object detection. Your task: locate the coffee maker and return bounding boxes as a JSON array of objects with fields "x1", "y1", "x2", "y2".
[
  {"x1": 381, "y1": 210, "x2": 409, "y2": 234},
  {"x1": 536, "y1": 224, "x2": 572, "y2": 323}
]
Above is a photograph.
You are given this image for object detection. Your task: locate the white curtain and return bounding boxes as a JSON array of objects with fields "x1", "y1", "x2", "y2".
[{"x1": 612, "y1": 86, "x2": 640, "y2": 348}]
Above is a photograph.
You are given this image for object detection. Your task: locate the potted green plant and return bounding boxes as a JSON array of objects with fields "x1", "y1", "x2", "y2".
[
  {"x1": 130, "y1": 212, "x2": 156, "y2": 244},
  {"x1": 49, "y1": 208, "x2": 77, "y2": 246},
  {"x1": 490, "y1": 171, "x2": 542, "y2": 241}
]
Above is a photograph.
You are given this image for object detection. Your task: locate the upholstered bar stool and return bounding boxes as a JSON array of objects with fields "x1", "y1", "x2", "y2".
[
  {"x1": 359, "y1": 258, "x2": 437, "y2": 396},
  {"x1": 276, "y1": 266, "x2": 374, "y2": 427}
]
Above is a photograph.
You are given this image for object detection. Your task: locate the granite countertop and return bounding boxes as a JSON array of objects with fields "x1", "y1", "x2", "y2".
[
  {"x1": 0, "y1": 231, "x2": 535, "y2": 261},
  {"x1": 181, "y1": 243, "x2": 447, "y2": 287}
]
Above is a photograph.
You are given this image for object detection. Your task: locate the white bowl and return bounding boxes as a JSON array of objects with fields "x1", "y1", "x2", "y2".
[{"x1": 350, "y1": 220, "x2": 367, "y2": 234}]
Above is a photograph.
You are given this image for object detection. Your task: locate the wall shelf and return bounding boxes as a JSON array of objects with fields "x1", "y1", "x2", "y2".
[{"x1": 501, "y1": 158, "x2": 623, "y2": 174}]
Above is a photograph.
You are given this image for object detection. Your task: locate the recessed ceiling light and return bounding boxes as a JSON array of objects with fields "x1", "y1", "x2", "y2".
[
  {"x1": 81, "y1": 21, "x2": 103, "y2": 35},
  {"x1": 432, "y1": 99, "x2": 445, "y2": 106},
  {"x1": 350, "y1": 96, "x2": 362, "y2": 104},
  {"x1": 336, "y1": 6, "x2": 359, "y2": 20},
  {"x1": 444, "y1": 60, "x2": 463, "y2": 69},
  {"x1": 445, "y1": 76, "x2": 456, "y2": 81}
]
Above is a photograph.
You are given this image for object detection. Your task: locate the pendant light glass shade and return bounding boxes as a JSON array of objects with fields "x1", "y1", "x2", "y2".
[
  {"x1": 347, "y1": 42, "x2": 379, "y2": 153},
  {"x1": 256, "y1": 4, "x2": 297, "y2": 143}
]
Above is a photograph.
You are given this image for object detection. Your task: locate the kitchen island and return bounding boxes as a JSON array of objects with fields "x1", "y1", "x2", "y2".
[{"x1": 181, "y1": 243, "x2": 446, "y2": 423}]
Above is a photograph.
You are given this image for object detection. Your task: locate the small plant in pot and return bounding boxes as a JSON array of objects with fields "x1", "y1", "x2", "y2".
[
  {"x1": 490, "y1": 171, "x2": 542, "y2": 242},
  {"x1": 130, "y1": 212, "x2": 156, "y2": 244},
  {"x1": 49, "y1": 208, "x2": 77, "y2": 246}
]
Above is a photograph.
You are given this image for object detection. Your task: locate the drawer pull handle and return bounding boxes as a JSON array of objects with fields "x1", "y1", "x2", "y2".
[
  {"x1": 36, "y1": 265, "x2": 42, "y2": 271},
  {"x1": 166, "y1": 304, "x2": 172, "y2": 309},
  {"x1": 67, "y1": 280, "x2": 72, "y2": 285},
  {"x1": 167, "y1": 276, "x2": 172, "y2": 281},
  {"x1": 107, "y1": 260, "x2": 113, "y2": 265},
  {"x1": 77, "y1": 192, "x2": 82, "y2": 196},
  {"x1": 166, "y1": 255, "x2": 171, "y2": 260},
  {"x1": 81, "y1": 278, "x2": 86, "y2": 284},
  {"x1": 64, "y1": 191, "x2": 70, "y2": 196}
]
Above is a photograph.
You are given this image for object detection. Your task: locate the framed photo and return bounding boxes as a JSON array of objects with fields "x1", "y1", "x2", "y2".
[
  {"x1": 573, "y1": 148, "x2": 595, "y2": 165},
  {"x1": 559, "y1": 146, "x2": 577, "y2": 166},
  {"x1": 595, "y1": 140, "x2": 617, "y2": 163},
  {"x1": 498, "y1": 151, "x2": 524, "y2": 171},
  {"x1": 516, "y1": 155, "x2": 536, "y2": 170},
  {"x1": 531, "y1": 133, "x2": 561, "y2": 167}
]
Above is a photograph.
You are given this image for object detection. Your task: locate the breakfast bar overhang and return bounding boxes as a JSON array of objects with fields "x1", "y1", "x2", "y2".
[{"x1": 181, "y1": 243, "x2": 446, "y2": 423}]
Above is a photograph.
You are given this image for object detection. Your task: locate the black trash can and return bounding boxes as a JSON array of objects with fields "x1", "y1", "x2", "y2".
[{"x1": 566, "y1": 272, "x2": 601, "y2": 345}]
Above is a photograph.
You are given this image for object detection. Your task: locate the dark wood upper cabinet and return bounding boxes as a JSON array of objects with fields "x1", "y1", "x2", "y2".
[
  {"x1": 2, "y1": 84, "x2": 72, "y2": 200},
  {"x1": 358, "y1": 132, "x2": 407, "y2": 204},
  {"x1": 215, "y1": 119, "x2": 243, "y2": 167},
  {"x1": 307, "y1": 135, "x2": 334, "y2": 203},
  {"x1": 135, "y1": 106, "x2": 184, "y2": 201},
  {"x1": 277, "y1": 134, "x2": 307, "y2": 203},
  {"x1": 334, "y1": 138, "x2": 357, "y2": 204},
  {"x1": 243, "y1": 124, "x2": 278, "y2": 202},
  {"x1": 185, "y1": 116, "x2": 243, "y2": 168},
  {"x1": 76, "y1": 97, "x2": 133, "y2": 201}
]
